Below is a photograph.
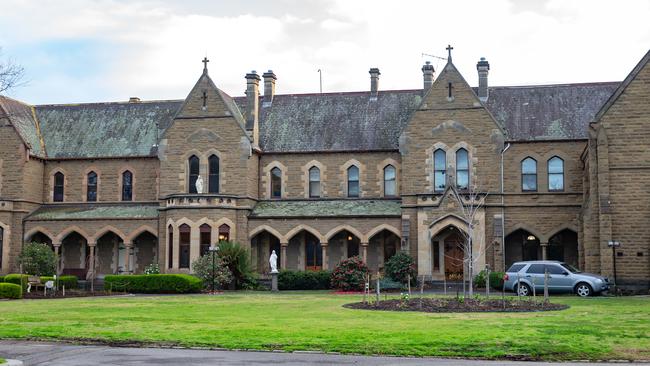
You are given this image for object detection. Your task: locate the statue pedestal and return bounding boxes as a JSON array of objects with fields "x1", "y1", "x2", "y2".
[{"x1": 271, "y1": 271, "x2": 278, "y2": 292}]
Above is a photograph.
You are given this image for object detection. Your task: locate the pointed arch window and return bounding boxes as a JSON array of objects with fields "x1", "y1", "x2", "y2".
[
  {"x1": 53, "y1": 172, "x2": 64, "y2": 202},
  {"x1": 384, "y1": 165, "x2": 396, "y2": 197},
  {"x1": 122, "y1": 170, "x2": 133, "y2": 201},
  {"x1": 521, "y1": 157, "x2": 537, "y2": 192},
  {"x1": 208, "y1": 155, "x2": 219, "y2": 193},
  {"x1": 167, "y1": 225, "x2": 173, "y2": 269},
  {"x1": 456, "y1": 148, "x2": 469, "y2": 190},
  {"x1": 188, "y1": 155, "x2": 200, "y2": 193},
  {"x1": 87, "y1": 171, "x2": 98, "y2": 201},
  {"x1": 309, "y1": 166, "x2": 320, "y2": 198},
  {"x1": 218, "y1": 224, "x2": 230, "y2": 242},
  {"x1": 200, "y1": 224, "x2": 211, "y2": 256},
  {"x1": 271, "y1": 167, "x2": 282, "y2": 198},
  {"x1": 548, "y1": 156, "x2": 564, "y2": 191},
  {"x1": 433, "y1": 149, "x2": 446, "y2": 192},
  {"x1": 179, "y1": 224, "x2": 191, "y2": 269},
  {"x1": 347, "y1": 166, "x2": 360, "y2": 197}
]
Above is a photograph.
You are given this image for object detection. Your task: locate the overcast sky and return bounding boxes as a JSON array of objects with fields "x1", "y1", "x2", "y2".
[{"x1": 1, "y1": 0, "x2": 649, "y2": 104}]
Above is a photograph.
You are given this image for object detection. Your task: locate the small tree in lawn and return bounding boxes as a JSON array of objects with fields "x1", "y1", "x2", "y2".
[
  {"x1": 18, "y1": 242, "x2": 56, "y2": 276},
  {"x1": 331, "y1": 256, "x2": 368, "y2": 291},
  {"x1": 192, "y1": 254, "x2": 233, "y2": 291},
  {"x1": 385, "y1": 252, "x2": 416, "y2": 285},
  {"x1": 447, "y1": 177, "x2": 490, "y2": 298}
]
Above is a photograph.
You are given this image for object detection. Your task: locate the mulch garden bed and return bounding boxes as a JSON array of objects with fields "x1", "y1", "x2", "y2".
[
  {"x1": 22, "y1": 290, "x2": 116, "y2": 299},
  {"x1": 344, "y1": 297, "x2": 569, "y2": 313}
]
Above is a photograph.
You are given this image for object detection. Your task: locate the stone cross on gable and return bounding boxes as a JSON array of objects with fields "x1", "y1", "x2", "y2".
[
  {"x1": 446, "y1": 45, "x2": 453, "y2": 62},
  {"x1": 202, "y1": 57, "x2": 210, "y2": 74}
]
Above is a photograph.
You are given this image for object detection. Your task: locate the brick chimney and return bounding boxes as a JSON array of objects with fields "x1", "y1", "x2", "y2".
[
  {"x1": 263, "y1": 70, "x2": 276, "y2": 105},
  {"x1": 422, "y1": 61, "x2": 434, "y2": 92},
  {"x1": 477, "y1": 57, "x2": 490, "y2": 102},
  {"x1": 369, "y1": 68, "x2": 380, "y2": 98},
  {"x1": 245, "y1": 70, "x2": 260, "y2": 145}
]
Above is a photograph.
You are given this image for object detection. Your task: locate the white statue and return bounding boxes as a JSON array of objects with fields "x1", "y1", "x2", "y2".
[
  {"x1": 195, "y1": 175, "x2": 204, "y2": 194},
  {"x1": 269, "y1": 250, "x2": 278, "y2": 273}
]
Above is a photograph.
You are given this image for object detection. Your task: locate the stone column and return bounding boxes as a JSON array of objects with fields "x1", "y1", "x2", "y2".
[
  {"x1": 53, "y1": 243, "x2": 61, "y2": 275},
  {"x1": 280, "y1": 242, "x2": 288, "y2": 270},
  {"x1": 361, "y1": 242, "x2": 369, "y2": 263},
  {"x1": 87, "y1": 243, "x2": 96, "y2": 280},
  {"x1": 541, "y1": 242, "x2": 548, "y2": 260},
  {"x1": 321, "y1": 242, "x2": 328, "y2": 270},
  {"x1": 124, "y1": 242, "x2": 133, "y2": 274}
]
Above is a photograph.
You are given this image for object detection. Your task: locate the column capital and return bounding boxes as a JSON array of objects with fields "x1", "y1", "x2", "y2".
[
  {"x1": 52, "y1": 242, "x2": 61, "y2": 247},
  {"x1": 123, "y1": 241, "x2": 133, "y2": 247},
  {"x1": 280, "y1": 241, "x2": 289, "y2": 247},
  {"x1": 320, "y1": 242, "x2": 328, "y2": 247},
  {"x1": 540, "y1": 242, "x2": 549, "y2": 247},
  {"x1": 361, "y1": 242, "x2": 369, "y2": 247},
  {"x1": 87, "y1": 242, "x2": 97, "y2": 247}
]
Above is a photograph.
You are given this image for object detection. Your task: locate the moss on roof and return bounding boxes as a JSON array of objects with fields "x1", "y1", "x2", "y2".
[
  {"x1": 27, "y1": 205, "x2": 160, "y2": 220},
  {"x1": 251, "y1": 199, "x2": 401, "y2": 218}
]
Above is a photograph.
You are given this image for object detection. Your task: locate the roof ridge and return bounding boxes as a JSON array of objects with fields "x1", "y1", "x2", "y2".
[
  {"x1": 35, "y1": 99, "x2": 184, "y2": 108},
  {"x1": 487, "y1": 81, "x2": 621, "y2": 89}
]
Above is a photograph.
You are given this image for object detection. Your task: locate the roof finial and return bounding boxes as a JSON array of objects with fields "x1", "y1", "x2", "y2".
[
  {"x1": 202, "y1": 57, "x2": 210, "y2": 74},
  {"x1": 446, "y1": 44, "x2": 453, "y2": 63}
]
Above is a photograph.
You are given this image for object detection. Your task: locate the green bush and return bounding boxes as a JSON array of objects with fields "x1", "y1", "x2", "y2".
[
  {"x1": 104, "y1": 274, "x2": 202, "y2": 294},
  {"x1": 143, "y1": 263, "x2": 160, "y2": 275},
  {"x1": 473, "y1": 270, "x2": 505, "y2": 290},
  {"x1": 0, "y1": 283, "x2": 22, "y2": 299},
  {"x1": 0, "y1": 275, "x2": 4, "y2": 282},
  {"x1": 191, "y1": 253, "x2": 233, "y2": 290},
  {"x1": 216, "y1": 241, "x2": 258, "y2": 289},
  {"x1": 385, "y1": 252, "x2": 417, "y2": 284},
  {"x1": 40, "y1": 275, "x2": 78, "y2": 289},
  {"x1": 4, "y1": 274, "x2": 29, "y2": 290},
  {"x1": 278, "y1": 270, "x2": 331, "y2": 290},
  {"x1": 330, "y1": 256, "x2": 368, "y2": 291},
  {"x1": 18, "y1": 242, "x2": 57, "y2": 276}
]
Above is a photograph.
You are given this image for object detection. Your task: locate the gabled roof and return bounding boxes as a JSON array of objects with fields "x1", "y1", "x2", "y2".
[
  {"x1": 592, "y1": 49, "x2": 650, "y2": 123},
  {"x1": 0, "y1": 95, "x2": 46, "y2": 157}
]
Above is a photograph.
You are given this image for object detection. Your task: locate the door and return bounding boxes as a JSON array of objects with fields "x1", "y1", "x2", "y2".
[
  {"x1": 524, "y1": 263, "x2": 546, "y2": 292},
  {"x1": 305, "y1": 238, "x2": 322, "y2": 271},
  {"x1": 444, "y1": 233, "x2": 464, "y2": 279},
  {"x1": 545, "y1": 264, "x2": 573, "y2": 291}
]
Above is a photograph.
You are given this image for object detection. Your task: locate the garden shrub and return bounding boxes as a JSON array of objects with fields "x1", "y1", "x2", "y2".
[
  {"x1": 330, "y1": 256, "x2": 368, "y2": 291},
  {"x1": 191, "y1": 254, "x2": 233, "y2": 290},
  {"x1": 40, "y1": 275, "x2": 78, "y2": 289},
  {"x1": 473, "y1": 270, "x2": 505, "y2": 290},
  {"x1": 385, "y1": 252, "x2": 417, "y2": 284},
  {"x1": 143, "y1": 263, "x2": 160, "y2": 275},
  {"x1": 278, "y1": 270, "x2": 331, "y2": 290},
  {"x1": 0, "y1": 275, "x2": 4, "y2": 282},
  {"x1": 0, "y1": 283, "x2": 22, "y2": 299},
  {"x1": 216, "y1": 241, "x2": 258, "y2": 289},
  {"x1": 104, "y1": 274, "x2": 202, "y2": 294},
  {"x1": 4, "y1": 274, "x2": 29, "y2": 290},
  {"x1": 18, "y1": 242, "x2": 57, "y2": 276}
]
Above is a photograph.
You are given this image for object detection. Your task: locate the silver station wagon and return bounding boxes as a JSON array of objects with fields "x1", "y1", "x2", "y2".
[{"x1": 504, "y1": 260, "x2": 610, "y2": 297}]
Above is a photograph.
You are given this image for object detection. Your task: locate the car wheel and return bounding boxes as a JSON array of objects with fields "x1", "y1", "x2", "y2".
[
  {"x1": 575, "y1": 282, "x2": 592, "y2": 297},
  {"x1": 516, "y1": 283, "x2": 531, "y2": 296}
]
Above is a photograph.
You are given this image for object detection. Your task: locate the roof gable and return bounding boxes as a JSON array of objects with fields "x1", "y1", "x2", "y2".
[{"x1": 0, "y1": 96, "x2": 46, "y2": 157}]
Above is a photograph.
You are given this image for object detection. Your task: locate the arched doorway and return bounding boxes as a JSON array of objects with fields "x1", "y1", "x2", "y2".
[
  {"x1": 505, "y1": 229, "x2": 541, "y2": 268},
  {"x1": 328, "y1": 230, "x2": 361, "y2": 269},
  {"x1": 288, "y1": 230, "x2": 321, "y2": 271},
  {"x1": 368, "y1": 230, "x2": 400, "y2": 272},
  {"x1": 431, "y1": 226, "x2": 465, "y2": 280},
  {"x1": 251, "y1": 230, "x2": 281, "y2": 274},
  {"x1": 60, "y1": 232, "x2": 89, "y2": 278},
  {"x1": 133, "y1": 231, "x2": 158, "y2": 274},
  {"x1": 548, "y1": 229, "x2": 578, "y2": 268},
  {"x1": 95, "y1": 232, "x2": 122, "y2": 275},
  {"x1": 29, "y1": 231, "x2": 53, "y2": 247}
]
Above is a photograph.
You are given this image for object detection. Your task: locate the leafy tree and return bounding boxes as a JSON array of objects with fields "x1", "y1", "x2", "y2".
[
  {"x1": 384, "y1": 252, "x2": 416, "y2": 285},
  {"x1": 191, "y1": 254, "x2": 232, "y2": 290},
  {"x1": 331, "y1": 256, "x2": 368, "y2": 291},
  {"x1": 18, "y1": 242, "x2": 56, "y2": 276}
]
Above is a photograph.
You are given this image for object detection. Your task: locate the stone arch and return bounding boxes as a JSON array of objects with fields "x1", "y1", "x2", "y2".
[
  {"x1": 24, "y1": 226, "x2": 55, "y2": 243},
  {"x1": 249, "y1": 225, "x2": 286, "y2": 243},
  {"x1": 262, "y1": 161, "x2": 288, "y2": 199},
  {"x1": 366, "y1": 224, "x2": 401, "y2": 241},
  {"x1": 425, "y1": 142, "x2": 451, "y2": 193},
  {"x1": 505, "y1": 223, "x2": 546, "y2": 243},
  {"x1": 90, "y1": 225, "x2": 127, "y2": 244},
  {"x1": 429, "y1": 214, "x2": 469, "y2": 238},
  {"x1": 377, "y1": 158, "x2": 400, "y2": 197},
  {"x1": 340, "y1": 159, "x2": 364, "y2": 197},
  {"x1": 325, "y1": 225, "x2": 366, "y2": 243},
  {"x1": 214, "y1": 217, "x2": 236, "y2": 240},
  {"x1": 183, "y1": 149, "x2": 205, "y2": 193},
  {"x1": 49, "y1": 167, "x2": 68, "y2": 202},
  {"x1": 55, "y1": 226, "x2": 91, "y2": 244},
  {"x1": 302, "y1": 160, "x2": 326, "y2": 198},
  {"x1": 204, "y1": 148, "x2": 224, "y2": 193},
  {"x1": 82, "y1": 166, "x2": 102, "y2": 202},
  {"x1": 118, "y1": 165, "x2": 137, "y2": 201},
  {"x1": 285, "y1": 224, "x2": 325, "y2": 243},
  {"x1": 546, "y1": 223, "x2": 579, "y2": 241},
  {"x1": 126, "y1": 225, "x2": 158, "y2": 243}
]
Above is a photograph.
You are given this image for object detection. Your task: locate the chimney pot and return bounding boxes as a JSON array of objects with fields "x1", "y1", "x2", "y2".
[
  {"x1": 369, "y1": 67, "x2": 380, "y2": 97},
  {"x1": 263, "y1": 70, "x2": 277, "y2": 105},
  {"x1": 422, "y1": 61, "x2": 435, "y2": 92},
  {"x1": 476, "y1": 57, "x2": 490, "y2": 102},
  {"x1": 129, "y1": 97, "x2": 141, "y2": 103}
]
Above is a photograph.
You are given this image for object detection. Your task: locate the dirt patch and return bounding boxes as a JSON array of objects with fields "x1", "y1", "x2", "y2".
[{"x1": 344, "y1": 297, "x2": 569, "y2": 313}]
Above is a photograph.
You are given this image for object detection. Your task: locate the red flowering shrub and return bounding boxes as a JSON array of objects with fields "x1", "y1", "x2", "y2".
[
  {"x1": 330, "y1": 256, "x2": 369, "y2": 291},
  {"x1": 385, "y1": 252, "x2": 416, "y2": 285}
]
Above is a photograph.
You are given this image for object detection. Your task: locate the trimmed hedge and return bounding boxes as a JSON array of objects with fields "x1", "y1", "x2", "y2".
[
  {"x1": 41, "y1": 275, "x2": 78, "y2": 289},
  {"x1": 4, "y1": 274, "x2": 29, "y2": 290},
  {"x1": 278, "y1": 270, "x2": 331, "y2": 290},
  {"x1": 0, "y1": 275, "x2": 4, "y2": 283},
  {"x1": 0, "y1": 283, "x2": 22, "y2": 299},
  {"x1": 473, "y1": 270, "x2": 506, "y2": 290},
  {"x1": 104, "y1": 274, "x2": 202, "y2": 294}
]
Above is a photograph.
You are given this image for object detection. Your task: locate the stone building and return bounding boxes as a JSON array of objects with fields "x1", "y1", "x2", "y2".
[{"x1": 0, "y1": 48, "x2": 648, "y2": 291}]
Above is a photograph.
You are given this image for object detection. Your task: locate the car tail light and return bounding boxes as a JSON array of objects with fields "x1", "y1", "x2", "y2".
[{"x1": 504, "y1": 274, "x2": 509, "y2": 281}]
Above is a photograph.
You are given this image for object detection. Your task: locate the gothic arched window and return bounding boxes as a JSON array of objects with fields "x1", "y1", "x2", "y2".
[
  {"x1": 188, "y1": 155, "x2": 200, "y2": 193},
  {"x1": 548, "y1": 156, "x2": 564, "y2": 191},
  {"x1": 433, "y1": 149, "x2": 446, "y2": 192},
  {"x1": 270, "y1": 167, "x2": 282, "y2": 198},
  {"x1": 208, "y1": 155, "x2": 219, "y2": 193},
  {"x1": 309, "y1": 166, "x2": 320, "y2": 198},
  {"x1": 384, "y1": 165, "x2": 396, "y2": 197},
  {"x1": 122, "y1": 170, "x2": 133, "y2": 201},
  {"x1": 347, "y1": 166, "x2": 360, "y2": 197},
  {"x1": 521, "y1": 157, "x2": 537, "y2": 192},
  {"x1": 456, "y1": 148, "x2": 469, "y2": 190},
  {"x1": 53, "y1": 172, "x2": 64, "y2": 202},
  {"x1": 87, "y1": 171, "x2": 98, "y2": 202}
]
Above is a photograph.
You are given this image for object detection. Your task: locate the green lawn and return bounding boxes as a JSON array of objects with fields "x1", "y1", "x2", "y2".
[{"x1": 0, "y1": 293, "x2": 648, "y2": 361}]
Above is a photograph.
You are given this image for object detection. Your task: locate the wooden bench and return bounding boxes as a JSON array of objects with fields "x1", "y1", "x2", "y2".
[{"x1": 27, "y1": 276, "x2": 45, "y2": 293}]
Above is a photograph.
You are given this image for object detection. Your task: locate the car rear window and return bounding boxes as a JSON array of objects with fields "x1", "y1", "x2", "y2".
[
  {"x1": 526, "y1": 264, "x2": 545, "y2": 274},
  {"x1": 507, "y1": 264, "x2": 525, "y2": 272},
  {"x1": 546, "y1": 265, "x2": 565, "y2": 274}
]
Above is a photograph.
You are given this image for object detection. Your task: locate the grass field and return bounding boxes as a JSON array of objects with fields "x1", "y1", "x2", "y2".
[{"x1": 0, "y1": 293, "x2": 648, "y2": 361}]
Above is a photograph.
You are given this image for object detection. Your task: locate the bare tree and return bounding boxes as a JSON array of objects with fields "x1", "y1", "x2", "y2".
[
  {"x1": 447, "y1": 178, "x2": 489, "y2": 298},
  {"x1": 0, "y1": 48, "x2": 25, "y2": 94}
]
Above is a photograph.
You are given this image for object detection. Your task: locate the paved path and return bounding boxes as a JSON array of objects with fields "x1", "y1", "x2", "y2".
[{"x1": 0, "y1": 341, "x2": 647, "y2": 366}]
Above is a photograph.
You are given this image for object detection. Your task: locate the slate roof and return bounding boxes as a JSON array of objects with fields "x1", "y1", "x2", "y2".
[
  {"x1": 250, "y1": 199, "x2": 402, "y2": 218},
  {"x1": 26, "y1": 205, "x2": 160, "y2": 220},
  {"x1": 0, "y1": 77, "x2": 620, "y2": 158}
]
